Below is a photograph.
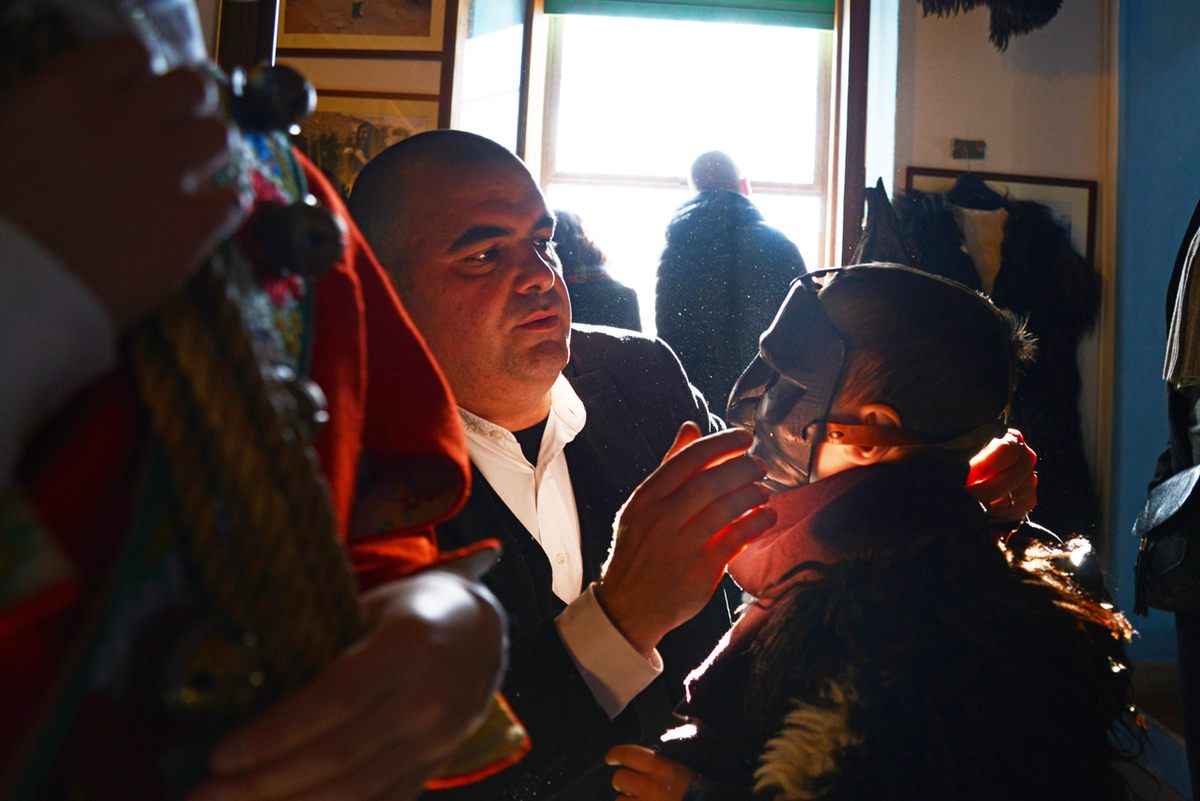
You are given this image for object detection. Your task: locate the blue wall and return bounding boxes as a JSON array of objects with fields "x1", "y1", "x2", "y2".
[{"x1": 1113, "y1": 3, "x2": 1200, "y2": 662}]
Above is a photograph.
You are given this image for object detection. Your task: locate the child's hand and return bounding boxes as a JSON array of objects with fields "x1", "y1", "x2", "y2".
[
  {"x1": 605, "y1": 744, "x2": 695, "y2": 801},
  {"x1": 966, "y1": 428, "x2": 1038, "y2": 523}
]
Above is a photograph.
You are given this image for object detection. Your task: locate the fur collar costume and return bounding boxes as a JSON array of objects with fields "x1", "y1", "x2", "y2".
[{"x1": 661, "y1": 462, "x2": 1137, "y2": 801}]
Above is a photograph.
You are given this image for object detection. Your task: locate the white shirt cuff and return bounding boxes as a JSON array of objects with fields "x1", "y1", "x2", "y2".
[
  {"x1": 0, "y1": 218, "x2": 117, "y2": 484},
  {"x1": 556, "y1": 583, "x2": 663, "y2": 718}
]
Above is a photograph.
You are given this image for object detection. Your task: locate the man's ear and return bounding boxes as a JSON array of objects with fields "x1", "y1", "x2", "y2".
[{"x1": 840, "y1": 402, "x2": 903, "y2": 467}]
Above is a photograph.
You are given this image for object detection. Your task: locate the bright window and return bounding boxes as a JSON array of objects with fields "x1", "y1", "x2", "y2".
[{"x1": 542, "y1": 13, "x2": 832, "y2": 333}]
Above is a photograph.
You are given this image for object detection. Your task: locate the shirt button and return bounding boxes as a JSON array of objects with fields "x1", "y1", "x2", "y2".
[{"x1": 555, "y1": 553, "x2": 567, "y2": 565}]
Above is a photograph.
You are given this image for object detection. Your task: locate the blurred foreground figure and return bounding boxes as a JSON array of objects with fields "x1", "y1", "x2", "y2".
[{"x1": 0, "y1": 4, "x2": 518, "y2": 798}]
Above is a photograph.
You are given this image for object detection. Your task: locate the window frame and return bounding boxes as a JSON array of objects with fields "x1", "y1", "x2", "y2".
[{"x1": 538, "y1": 13, "x2": 835, "y2": 265}]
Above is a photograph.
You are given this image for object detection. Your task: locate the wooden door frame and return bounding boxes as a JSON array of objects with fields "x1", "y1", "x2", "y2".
[
  {"x1": 829, "y1": 0, "x2": 870, "y2": 266},
  {"x1": 214, "y1": 0, "x2": 279, "y2": 70}
]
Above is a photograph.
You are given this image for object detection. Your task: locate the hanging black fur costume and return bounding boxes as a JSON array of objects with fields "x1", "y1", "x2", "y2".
[
  {"x1": 915, "y1": 0, "x2": 1063, "y2": 51},
  {"x1": 855, "y1": 179, "x2": 1102, "y2": 540}
]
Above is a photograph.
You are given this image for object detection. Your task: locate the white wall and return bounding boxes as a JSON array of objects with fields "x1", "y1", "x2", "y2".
[
  {"x1": 892, "y1": 0, "x2": 1115, "y2": 520},
  {"x1": 894, "y1": 0, "x2": 1110, "y2": 182}
]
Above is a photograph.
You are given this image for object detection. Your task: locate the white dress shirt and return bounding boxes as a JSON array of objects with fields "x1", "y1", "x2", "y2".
[
  {"x1": 459, "y1": 374, "x2": 662, "y2": 717},
  {"x1": 1, "y1": 218, "x2": 117, "y2": 485}
]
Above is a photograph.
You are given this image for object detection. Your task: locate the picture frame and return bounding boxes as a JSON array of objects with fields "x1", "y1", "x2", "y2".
[
  {"x1": 905, "y1": 167, "x2": 1098, "y2": 267},
  {"x1": 277, "y1": 0, "x2": 446, "y2": 53},
  {"x1": 293, "y1": 92, "x2": 440, "y2": 200}
]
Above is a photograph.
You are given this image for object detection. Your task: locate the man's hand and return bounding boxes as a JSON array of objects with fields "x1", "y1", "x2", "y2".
[
  {"x1": 595, "y1": 422, "x2": 775, "y2": 656},
  {"x1": 188, "y1": 570, "x2": 506, "y2": 801},
  {"x1": 0, "y1": 37, "x2": 246, "y2": 329},
  {"x1": 966, "y1": 428, "x2": 1038, "y2": 523},
  {"x1": 606, "y1": 745, "x2": 695, "y2": 801}
]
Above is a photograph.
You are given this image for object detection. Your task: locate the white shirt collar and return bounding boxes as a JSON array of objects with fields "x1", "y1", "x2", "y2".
[
  {"x1": 458, "y1": 373, "x2": 587, "y2": 471},
  {"x1": 458, "y1": 374, "x2": 589, "y2": 603}
]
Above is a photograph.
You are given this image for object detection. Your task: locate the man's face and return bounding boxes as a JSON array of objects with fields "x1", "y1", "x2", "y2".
[{"x1": 388, "y1": 156, "x2": 570, "y2": 424}]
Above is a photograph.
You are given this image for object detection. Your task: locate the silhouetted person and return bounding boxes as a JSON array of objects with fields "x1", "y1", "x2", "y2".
[
  {"x1": 655, "y1": 151, "x2": 805, "y2": 412},
  {"x1": 553, "y1": 209, "x2": 641, "y2": 331}
]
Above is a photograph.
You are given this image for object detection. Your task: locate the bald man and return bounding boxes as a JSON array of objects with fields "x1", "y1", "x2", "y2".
[
  {"x1": 349, "y1": 131, "x2": 773, "y2": 801},
  {"x1": 655, "y1": 150, "x2": 806, "y2": 412}
]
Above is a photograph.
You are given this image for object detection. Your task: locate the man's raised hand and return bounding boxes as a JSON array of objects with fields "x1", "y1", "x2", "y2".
[{"x1": 596, "y1": 422, "x2": 775, "y2": 656}]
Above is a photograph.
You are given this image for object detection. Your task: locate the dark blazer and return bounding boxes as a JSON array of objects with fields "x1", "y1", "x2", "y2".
[{"x1": 426, "y1": 326, "x2": 733, "y2": 801}]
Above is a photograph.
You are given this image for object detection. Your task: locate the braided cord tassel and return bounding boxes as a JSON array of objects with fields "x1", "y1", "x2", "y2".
[{"x1": 129, "y1": 251, "x2": 365, "y2": 703}]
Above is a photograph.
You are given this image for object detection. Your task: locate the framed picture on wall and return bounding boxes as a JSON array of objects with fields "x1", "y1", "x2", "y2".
[
  {"x1": 277, "y1": 0, "x2": 446, "y2": 52},
  {"x1": 905, "y1": 167, "x2": 1098, "y2": 267},
  {"x1": 293, "y1": 92, "x2": 439, "y2": 200}
]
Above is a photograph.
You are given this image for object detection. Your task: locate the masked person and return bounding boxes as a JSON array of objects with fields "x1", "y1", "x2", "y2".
[
  {"x1": 611, "y1": 264, "x2": 1140, "y2": 801},
  {"x1": 0, "y1": 3, "x2": 518, "y2": 798}
]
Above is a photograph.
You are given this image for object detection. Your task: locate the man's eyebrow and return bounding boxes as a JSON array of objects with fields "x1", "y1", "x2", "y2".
[
  {"x1": 533, "y1": 215, "x2": 556, "y2": 233},
  {"x1": 446, "y1": 225, "x2": 513, "y2": 254}
]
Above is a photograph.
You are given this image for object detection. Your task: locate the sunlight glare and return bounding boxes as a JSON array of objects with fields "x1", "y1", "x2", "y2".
[
  {"x1": 555, "y1": 16, "x2": 822, "y2": 182},
  {"x1": 547, "y1": 14, "x2": 829, "y2": 333}
]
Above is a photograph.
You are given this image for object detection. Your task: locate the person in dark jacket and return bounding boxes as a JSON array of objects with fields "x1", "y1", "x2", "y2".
[
  {"x1": 655, "y1": 151, "x2": 805, "y2": 412},
  {"x1": 553, "y1": 209, "x2": 642, "y2": 331},
  {"x1": 1146, "y1": 196, "x2": 1200, "y2": 795}
]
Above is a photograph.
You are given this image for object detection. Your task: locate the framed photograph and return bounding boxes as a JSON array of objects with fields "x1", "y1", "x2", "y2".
[
  {"x1": 278, "y1": 0, "x2": 446, "y2": 52},
  {"x1": 293, "y1": 92, "x2": 439, "y2": 200},
  {"x1": 905, "y1": 167, "x2": 1098, "y2": 267}
]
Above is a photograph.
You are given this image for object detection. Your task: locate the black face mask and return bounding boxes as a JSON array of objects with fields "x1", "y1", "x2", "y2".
[
  {"x1": 727, "y1": 270, "x2": 846, "y2": 490},
  {"x1": 727, "y1": 265, "x2": 1007, "y2": 491}
]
